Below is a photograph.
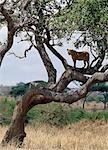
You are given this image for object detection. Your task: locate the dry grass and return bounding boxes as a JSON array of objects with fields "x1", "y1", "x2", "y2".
[{"x1": 0, "y1": 121, "x2": 108, "y2": 150}]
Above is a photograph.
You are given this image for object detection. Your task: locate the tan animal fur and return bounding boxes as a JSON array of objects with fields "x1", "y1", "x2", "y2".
[{"x1": 67, "y1": 49, "x2": 89, "y2": 68}]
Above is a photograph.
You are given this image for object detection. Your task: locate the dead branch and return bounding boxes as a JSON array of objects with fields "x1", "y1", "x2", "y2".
[
  {"x1": 8, "y1": 52, "x2": 25, "y2": 59},
  {"x1": 8, "y1": 44, "x2": 33, "y2": 59},
  {"x1": 24, "y1": 44, "x2": 33, "y2": 57}
]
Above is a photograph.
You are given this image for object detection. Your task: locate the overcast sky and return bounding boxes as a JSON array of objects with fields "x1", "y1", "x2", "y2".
[{"x1": 0, "y1": 27, "x2": 107, "y2": 87}]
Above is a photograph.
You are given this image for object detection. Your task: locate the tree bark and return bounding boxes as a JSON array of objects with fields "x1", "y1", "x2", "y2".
[
  {"x1": 104, "y1": 102, "x2": 107, "y2": 110},
  {"x1": 0, "y1": 5, "x2": 24, "y2": 66},
  {"x1": 1, "y1": 103, "x2": 26, "y2": 147},
  {"x1": 1, "y1": 71, "x2": 108, "y2": 146},
  {"x1": 53, "y1": 67, "x2": 88, "y2": 92},
  {"x1": 35, "y1": 36, "x2": 57, "y2": 85},
  {"x1": 45, "y1": 40, "x2": 69, "y2": 69},
  {"x1": 0, "y1": 5, "x2": 16, "y2": 66},
  {"x1": 82, "y1": 97, "x2": 87, "y2": 110}
]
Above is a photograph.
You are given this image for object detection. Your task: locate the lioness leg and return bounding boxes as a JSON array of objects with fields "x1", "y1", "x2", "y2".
[
  {"x1": 87, "y1": 60, "x2": 89, "y2": 68},
  {"x1": 73, "y1": 60, "x2": 76, "y2": 68},
  {"x1": 83, "y1": 60, "x2": 86, "y2": 68}
]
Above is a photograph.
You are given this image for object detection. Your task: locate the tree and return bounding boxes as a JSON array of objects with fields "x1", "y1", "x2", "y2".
[
  {"x1": 91, "y1": 83, "x2": 108, "y2": 109},
  {"x1": 91, "y1": 83, "x2": 108, "y2": 92},
  {"x1": 0, "y1": 0, "x2": 108, "y2": 147},
  {"x1": 0, "y1": 0, "x2": 26, "y2": 66},
  {"x1": 82, "y1": 93, "x2": 91, "y2": 110},
  {"x1": 103, "y1": 92, "x2": 108, "y2": 109},
  {"x1": 10, "y1": 82, "x2": 28, "y2": 98},
  {"x1": 95, "y1": 92, "x2": 108, "y2": 110}
]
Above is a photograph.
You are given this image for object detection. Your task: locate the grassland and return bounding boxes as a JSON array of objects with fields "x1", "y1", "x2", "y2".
[
  {"x1": 0, "y1": 98, "x2": 108, "y2": 149},
  {"x1": 0, "y1": 121, "x2": 108, "y2": 150}
]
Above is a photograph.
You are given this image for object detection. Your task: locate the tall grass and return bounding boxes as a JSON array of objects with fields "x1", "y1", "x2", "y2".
[
  {"x1": 0, "y1": 99, "x2": 108, "y2": 149},
  {"x1": 0, "y1": 121, "x2": 108, "y2": 150}
]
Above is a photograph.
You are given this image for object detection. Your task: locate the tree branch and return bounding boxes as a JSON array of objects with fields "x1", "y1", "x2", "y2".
[
  {"x1": 0, "y1": 5, "x2": 18, "y2": 65},
  {"x1": 101, "y1": 64, "x2": 108, "y2": 72},
  {"x1": 8, "y1": 52, "x2": 25, "y2": 59},
  {"x1": 52, "y1": 67, "x2": 88, "y2": 92},
  {"x1": 35, "y1": 34, "x2": 57, "y2": 85},
  {"x1": 0, "y1": 0, "x2": 6, "y2": 6},
  {"x1": 45, "y1": 39, "x2": 69, "y2": 69},
  {"x1": 22, "y1": 71, "x2": 108, "y2": 105}
]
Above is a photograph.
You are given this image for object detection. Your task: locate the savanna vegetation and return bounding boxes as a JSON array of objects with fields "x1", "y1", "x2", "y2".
[
  {"x1": 1, "y1": 96, "x2": 108, "y2": 149},
  {"x1": 1, "y1": 120, "x2": 108, "y2": 150},
  {"x1": 1, "y1": 97, "x2": 108, "y2": 126},
  {"x1": 0, "y1": 0, "x2": 108, "y2": 148}
]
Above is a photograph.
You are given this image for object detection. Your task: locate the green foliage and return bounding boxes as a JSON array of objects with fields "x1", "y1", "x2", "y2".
[
  {"x1": 10, "y1": 82, "x2": 28, "y2": 97},
  {"x1": 71, "y1": 0, "x2": 108, "y2": 35},
  {"x1": 1, "y1": 99, "x2": 108, "y2": 126},
  {"x1": 27, "y1": 106, "x2": 108, "y2": 126},
  {"x1": 10, "y1": 81, "x2": 48, "y2": 97},
  {"x1": 95, "y1": 92, "x2": 108, "y2": 106},
  {"x1": 91, "y1": 83, "x2": 108, "y2": 92},
  {"x1": 39, "y1": 104, "x2": 68, "y2": 127},
  {"x1": 103, "y1": 92, "x2": 108, "y2": 100},
  {"x1": 27, "y1": 107, "x2": 42, "y2": 123},
  {"x1": 88, "y1": 111, "x2": 108, "y2": 122},
  {"x1": 90, "y1": 83, "x2": 108, "y2": 108},
  {"x1": 67, "y1": 108, "x2": 89, "y2": 123},
  {"x1": 0, "y1": 98, "x2": 16, "y2": 125},
  {"x1": 50, "y1": 0, "x2": 108, "y2": 40}
]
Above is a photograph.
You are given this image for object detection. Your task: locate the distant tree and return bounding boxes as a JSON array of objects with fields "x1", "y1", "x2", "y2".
[
  {"x1": 91, "y1": 83, "x2": 108, "y2": 92},
  {"x1": 10, "y1": 83, "x2": 28, "y2": 98},
  {"x1": 82, "y1": 96, "x2": 87, "y2": 110},
  {"x1": 103, "y1": 92, "x2": 108, "y2": 109},
  {"x1": 90, "y1": 83, "x2": 108, "y2": 109},
  {"x1": 82, "y1": 91, "x2": 99, "y2": 110},
  {"x1": 96, "y1": 93, "x2": 108, "y2": 110}
]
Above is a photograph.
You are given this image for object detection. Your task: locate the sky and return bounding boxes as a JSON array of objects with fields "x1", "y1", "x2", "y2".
[{"x1": 0, "y1": 27, "x2": 107, "y2": 88}]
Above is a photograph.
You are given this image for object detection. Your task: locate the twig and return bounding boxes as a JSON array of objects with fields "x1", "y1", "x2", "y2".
[
  {"x1": 8, "y1": 44, "x2": 33, "y2": 59},
  {"x1": 8, "y1": 52, "x2": 25, "y2": 59},
  {"x1": 0, "y1": 0, "x2": 6, "y2": 6}
]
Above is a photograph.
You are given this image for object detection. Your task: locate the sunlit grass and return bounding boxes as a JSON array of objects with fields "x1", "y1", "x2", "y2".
[{"x1": 0, "y1": 120, "x2": 108, "y2": 150}]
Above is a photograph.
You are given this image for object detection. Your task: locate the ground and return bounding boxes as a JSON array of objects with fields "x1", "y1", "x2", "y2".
[{"x1": 0, "y1": 121, "x2": 108, "y2": 150}]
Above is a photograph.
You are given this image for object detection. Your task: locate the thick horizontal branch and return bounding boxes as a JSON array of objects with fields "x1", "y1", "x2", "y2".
[
  {"x1": 21, "y1": 71, "x2": 108, "y2": 107},
  {"x1": 79, "y1": 71, "x2": 108, "y2": 97},
  {"x1": 53, "y1": 67, "x2": 88, "y2": 92}
]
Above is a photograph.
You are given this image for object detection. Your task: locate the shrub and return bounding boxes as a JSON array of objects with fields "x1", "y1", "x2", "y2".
[{"x1": 1, "y1": 99, "x2": 108, "y2": 126}]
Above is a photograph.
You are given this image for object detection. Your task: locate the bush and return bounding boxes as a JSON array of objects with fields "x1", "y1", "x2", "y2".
[
  {"x1": 1, "y1": 99, "x2": 108, "y2": 126},
  {"x1": 67, "y1": 108, "x2": 88, "y2": 123},
  {"x1": 40, "y1": 105, "x2": 68, "y2": 127},
  {"x1": 0, "y1": 98, "x2": 16, "y2": 124},
  {"x1": 26, "y1": 107, "x2": 42, "y2": 123},
  {"x1": 10, "y1": 83, "x2": 28, "y2": 97}
]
